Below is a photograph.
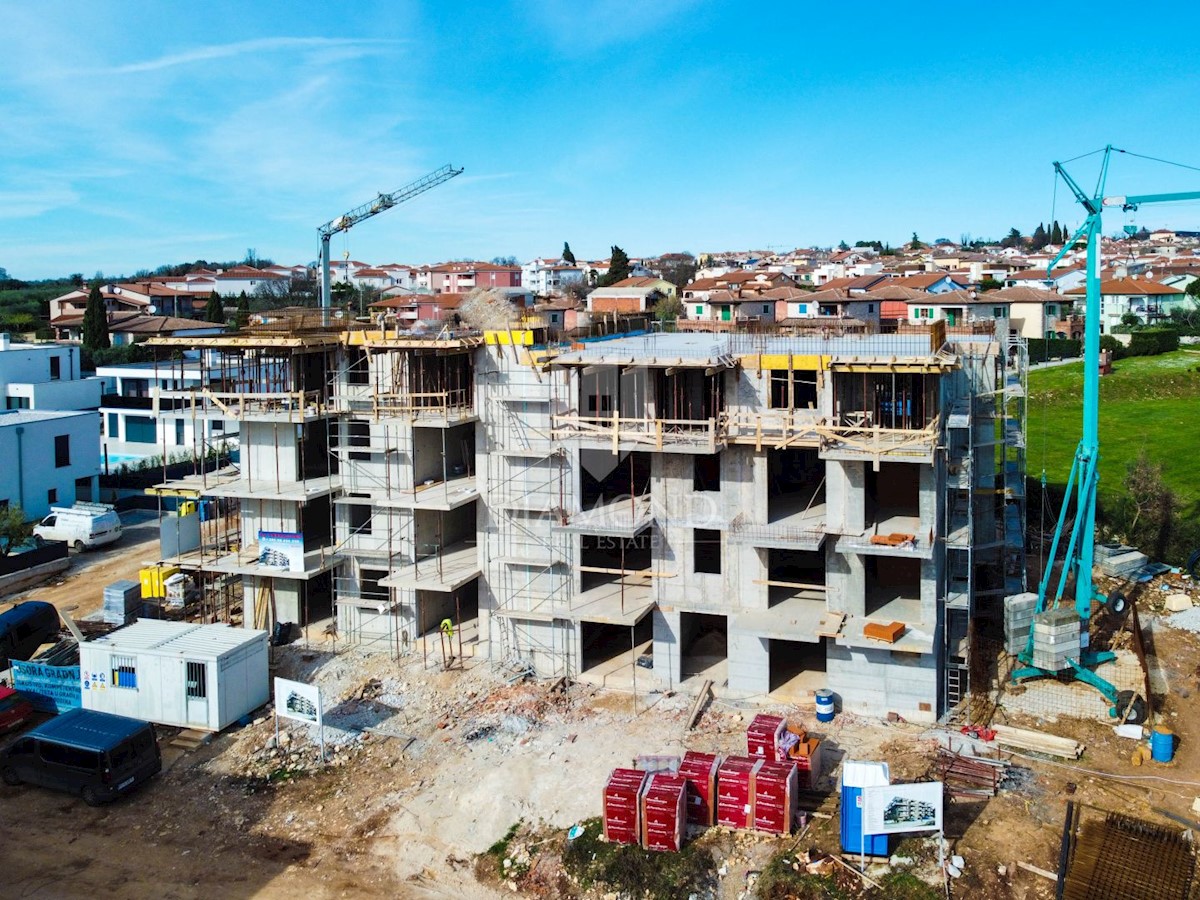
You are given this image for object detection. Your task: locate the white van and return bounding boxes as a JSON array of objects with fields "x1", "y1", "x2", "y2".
[{"x1": 33, "y1": 503, "x2": 123, "y2": 551}]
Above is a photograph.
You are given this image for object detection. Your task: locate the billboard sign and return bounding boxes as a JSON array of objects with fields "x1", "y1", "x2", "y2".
[
  {"x1": 258, "y1": 531, "x2": 305, "y2": 573},
  {"x1": 274, "y1": 677, "x2": 322, "y2": 727},
  {"x1": 862, "y1": 781, "x2": 943, "y2": 835},
  {"x1": 12, "y1": 661, "x2": 82, "y2": 713}
]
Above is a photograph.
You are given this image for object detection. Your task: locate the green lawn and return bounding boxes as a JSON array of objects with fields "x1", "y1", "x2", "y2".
[{"x1": 1026, "y1": 349, "x2": 1200, "y2": 517}]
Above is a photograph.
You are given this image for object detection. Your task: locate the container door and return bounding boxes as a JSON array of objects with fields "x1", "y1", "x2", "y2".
[{"x1": 184, "y1": 660, "x2": 208, "y2": 728}]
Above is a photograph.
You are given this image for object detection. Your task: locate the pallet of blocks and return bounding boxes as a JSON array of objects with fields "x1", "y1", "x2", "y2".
[
  {"x1": 678, "y1": 750, "x2": 722, "y2": 827},
  {"x1": 747, "y1": 713, "x2": 787, "y2": 761},
  {"x1": 640, "y1": 773, "x2": 688, "y2": 852},
  {"x1": 716, "y1": 756, "x2": 762, "y2": 829},
  {"x1": 788, "y1": 732, "x2": 825, "y2": 790},
  {"x1": 603, "y1": 768, "x2": 648, "y2": 845},
  {"x1": 753, "y1": 760, "x2": 799, "y2": 835}
]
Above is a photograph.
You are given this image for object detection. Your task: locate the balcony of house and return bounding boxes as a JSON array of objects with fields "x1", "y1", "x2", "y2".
[
  {"x1": 819, "y1": 369, "x2": 942, "y2": 463},
  {"x1": 333, "y1": 498, "x2": 403, "y2": 561},
  {"x1": 570, "y1": 532, "x2": 656, "y2": 627},
  {"x1": 836, "y1": 557, "x2": 934, "y2": 654},
  {"x1": 737, "y1": 548, "x2": 830, "y2": 650},
  {"x1": 835, "y1": 463, "x2": 933, "y2": 559},
  {"x1": 551, "y1": 339, "x2": 732, "y2": 455},
  {"x1": 379, "y1": 541, "x2": 480, "y2": 593},
  {"x1": 335, "y1": 347, "x2": 477, "y2": 425},
  {"x1": 201, "y1": 473, "x2": 341, "y2": 502},
  {"x1": 158, "y1": 386, "x2": 331, "y2": 422},
  {"x1": 556, "y1": 450, "x2": 652, "y2": 538},
  {"x1": 727, "y1": 365, "x2": 823, "y2": 449},
  {"x1": 199, "y1": 502, "x2": 339, "y2": 579},
  {"x1": 99, "y1": 392, "x2": 190, "y2": 412}
]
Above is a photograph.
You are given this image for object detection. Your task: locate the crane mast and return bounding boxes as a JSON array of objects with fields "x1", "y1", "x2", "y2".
[{"x1": 318, "y1": 164, "x2": 464, "y2": 318}]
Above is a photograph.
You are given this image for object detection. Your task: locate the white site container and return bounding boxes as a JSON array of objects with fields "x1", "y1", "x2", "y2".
[{"x1": 79, "y1": 619, "x2": 269, "y2": 732}]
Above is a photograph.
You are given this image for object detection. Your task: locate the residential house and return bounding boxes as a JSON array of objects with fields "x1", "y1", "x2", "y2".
[
  {"x1": 417, "y1": 262, "x2": 522, "y2": 294},
  {"x1": 0, "y1": 409, "x2": 101, "y2": 516},
  {"x1": 1003, "y1": 267, "x2": 1086, "y2": 294},
  {"x1": 891, "y1": 272, "x2": 973, "y2": 294},
  {"x1": 861, "y1": 285, "x2": 934, "y2": 322},
  {"x1": 1064, "y1": 277, "x2": 1187, "y2": 332},
  {"x1": 521, "y1": 258, "x2": 586, "y2": 295},
  {"x1": 0, "y1": 336, "x2": 103, "y2": 412},
  {"x1": 586, "y1": 277, "x2": 676, "y2": 314},
  {"x1": 53, "y1": 312, "x2": 222, "y2": 346},
  {"x1": 906, "y1": 290, "x2": 1009, "y2": 327},
  {"x1": 773, "y1": 288, "x2": 880, "y2": 326},
  {"x1": 991, "y1": 287, "x2": 1077, "y2": 339}
]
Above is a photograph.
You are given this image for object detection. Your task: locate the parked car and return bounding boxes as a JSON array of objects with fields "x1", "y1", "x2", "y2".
[
  {"x1": 0, "y1": 686, "x2": 33, "y2": 731},
  {"x1": 33, "y1": 503, "x2": 122, "y2": 551},
  {"x1": 0, "y1": 708, "x2": 161, "y2": 806},
  {"x1": 0, "y1": 601, "x2": 60, "y2": 670}
]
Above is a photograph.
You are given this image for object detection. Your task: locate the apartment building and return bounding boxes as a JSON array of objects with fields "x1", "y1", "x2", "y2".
[{"x1": 147, "y1": 315, "x2": 1024, "y2": 723}]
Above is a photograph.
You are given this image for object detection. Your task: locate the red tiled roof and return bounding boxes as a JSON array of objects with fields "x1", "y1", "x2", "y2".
[{"x1": 1065, "y1": 278, "x2": 1183, "y2": 296}]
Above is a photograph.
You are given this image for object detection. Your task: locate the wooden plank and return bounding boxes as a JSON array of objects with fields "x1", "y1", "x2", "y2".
[
  {"x1": 815, "y1": 611, "x2": 845, "y2": 637},
  {"x1": 1017, "y1": 861, "x2": 1057, "y2": 882},
  {"x1": 686, "y1": 679, "x2": 713, "y2": 731}
]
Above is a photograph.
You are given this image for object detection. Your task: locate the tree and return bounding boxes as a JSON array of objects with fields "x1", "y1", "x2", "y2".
[
  {"x1": 1001, "y1": 227, "x2": 1024, "y2": 249},
  {"x1": 204, "y1": 291, "x2": 225, "y2": 324},
  {"x1": 1031, "y1": 223, "x2": 1048, "y2": 251},
  {"x1": 654, "y1": 294, "x2": 684, "y2": 323},
  {"x1": 81, "y1": 283, "x2": 110, "y2": 350},
  {"x1": 597, "y1": 246, "x2": 630, "y2": 287},
  {"x1": 490, "y1": 255, "x2": 519, "y2": 266},
  {"x1": 562, "y1": 242, "x2": 576, "y2": 265},
  {"x1": 837, "y1": 240, "x2": 850, "y2": 251},
  {"x1": 909, "y1": 232, "x2": 922, "y2": 250},
  {"x1": 1120, "y1": 311, "x2": 1141, "y2": 327},
  {"x1": 1050, "y1": 221, "x2": 1063, "y2": 245},
  {"x1": 458, "y1": 287, "x2": 515, "y2": 330},
  {"x1": 0, "y1": 505, "x2": 33, "y2": 557},
  {"x1": 658, "y1": 253, "x2": 697, "y2": 290},
  {"x1": 1116, "y1": 451, "x2": 1176, "y2": 560},
  {"x1": 235, "y1": 291, "x2": 250, "y2": 329},
  {"x1": 1186, "y1": 279, "x2": 1200, "y2": 300}
]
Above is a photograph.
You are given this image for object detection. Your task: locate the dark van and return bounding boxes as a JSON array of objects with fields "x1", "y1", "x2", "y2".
[
  {"x1": 0, "y1": 708, "x2": 161, "y2": 806},
  {"x1": 0, "y1": 601, "x2": 60, "y2": 670}
]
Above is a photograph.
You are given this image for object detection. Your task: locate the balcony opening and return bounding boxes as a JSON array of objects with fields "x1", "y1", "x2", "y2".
[
  {"x1": 579, "y1": 366, "x2": 647, "y2": 419},
  {"x1": 865, "y1": 556, "x2": 922, "y2": 622},
  {"x1": 769, "y1": 638, "x2": 828, "y2": 696},
  {"x1": 864, "y1": 462, "x2": 920, "y2": 536},
  {"x1": 580, "y1": 532, "x2": 651, "y2": 593},
  {"x1": 581, "y1": 450, "x2": 650, "y2": 510},
  {"x1": 298, "y1": 349, "x2": 333, "y2": 401},
  {"x1": 302, "y1": 570, "x2": 333, "y2": 624},
  {"x1": 832, "y1": 372, "x2": 937, "y2": 430},
  {"x1": 769, "y1": 369, "x2": 818, "y2": 410},
  {"x1": 767, "y1": 548, "x2": 826, "y2": 608},
  {"x1": 680, "y1": 612, "x2": 727, "y2": 682},
  {"x1": 693, "y1": 454, "x2": 721, "y2": 492},
  {"x1": 767, "y1": 448, "x2": 824, "y2": 526},
  {"x1": 410, "y1": 352, "x2": 474, "y2": 411},
  {"x1": 416, "y1": 580, "x2": 479, "y2": 650},
  {"x1": 413, "y1": 422, "x2": 475, "y2": 486},
  {"x1": 346, "y1": 346, "x2": 370, "y2": 385},
  {"x1": 654, "y1": 368, "x2": 725, "y2": 422},
  {"x1": 580, "y1": 615, "x2": 653, "y2": 679}
]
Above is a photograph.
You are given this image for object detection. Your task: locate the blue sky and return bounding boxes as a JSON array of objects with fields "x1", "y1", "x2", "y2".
[{"x1": 4, "y1": 1, "x2": 1200, "y2": 279}]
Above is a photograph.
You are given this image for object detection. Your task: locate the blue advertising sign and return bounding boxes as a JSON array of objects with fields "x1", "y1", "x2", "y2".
[{"x1": 12, "y1": 661, "x2": 82, "y2": 713}]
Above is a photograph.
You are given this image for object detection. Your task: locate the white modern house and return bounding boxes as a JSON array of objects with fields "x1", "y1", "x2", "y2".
[
  {"x1": 96, "y1": 357, "x2": 237, "y2": 471},
  {"x1": 0, "y1": 409, "x2": 101, "y2": 518},
  {"x1": 0, "y1": 336, "x2": 104, "y2": 411}
]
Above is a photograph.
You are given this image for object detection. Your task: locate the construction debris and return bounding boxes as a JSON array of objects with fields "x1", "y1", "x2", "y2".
[{"x1": 991, "y1": 724, "x2": 1085, "y2": 759}]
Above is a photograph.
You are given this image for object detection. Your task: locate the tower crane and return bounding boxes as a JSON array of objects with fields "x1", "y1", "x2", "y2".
[
  {"x1": 1011, "y1": 145, "x2": 1200, "y2": 722},
  {"x1": 317, "y1": 163, "x2": 464, "y2": 318}
]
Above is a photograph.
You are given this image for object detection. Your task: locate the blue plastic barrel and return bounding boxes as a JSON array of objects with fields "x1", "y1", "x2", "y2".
[
  {"x1": 815, "y1": 689, "x2": 835, "y2": 723},
  {"x1": 1151, "y1": 727, "x2": 1175, "y2": 763}
]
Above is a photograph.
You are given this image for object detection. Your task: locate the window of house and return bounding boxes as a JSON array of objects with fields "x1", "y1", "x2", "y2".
[
  {"x1": 868, "y1": 304, "x2": 875, "y2": 313},
  {"x1": 695, "y1": 305, "x2": 703, "y2": 316},
  {"x1": 993, "y1": 307, "x2": 1004, "y2": 318},
  {"x1": 125, "y1": 416, "x2": 156, "y2": 444},
  {"x1": 111, "y1": 655, "x2": 137, "y2": 689},
  {"x1": 6, "y1": 397, "x2": 29, "y2": 410},
  {"x1": 1047, "y1": 305, "x2": 1057, "y2": 315},
  {"x1": 49, "y1": 357, "x2": 61, "y2": 380},
  {"x1": 693, "y1": 455, "x2": 721, "y2": 492},
  {"x1": 54, "y1": 434, "x2": 70, "y2": 468},
  {"x1": 797, "y1": 303, "x2": 807, "y2": 315},
  {"x1": 348, "y1": 503, "x2": 372, "y2": 534},
  {"x1": 47, "y1": 488, "x2": 57, "y2": 504},
  {"x1": 762, "y1": 304, "x2": 770, "y2": 315},
  {"x1": 694, "y1": 529, "x2": 721, "y2": 574},
  {"x1": 107, "y1": 413, "x2": 119, "y2": 437}
]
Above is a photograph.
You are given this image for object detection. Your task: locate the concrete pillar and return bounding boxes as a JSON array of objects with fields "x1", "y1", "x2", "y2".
[
  {"x1": 825, "y1": 548, "x2": 865, "y2": 616},
  {"x1": 727, "y1": 629, "x2": 769, "y2": 695},
  {"x1": 826, "y1": 460, "x2": 865, "y2": 534},
  {"x1": 652, "y1": 607, "x2": 681, "y2": 689}
]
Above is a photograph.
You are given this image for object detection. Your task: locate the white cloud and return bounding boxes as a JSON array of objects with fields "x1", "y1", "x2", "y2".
[
  {"x1": 82, "y1": 37, "x2": 401, "y2": 76},
  {"x1": 0, "y1": 184, "x2": 80, "y2": 218}
]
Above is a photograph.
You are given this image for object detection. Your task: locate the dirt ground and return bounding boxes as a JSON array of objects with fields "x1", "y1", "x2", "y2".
[{"x1": 3, "y1": 524, "x2": 1200, "y2": 899}]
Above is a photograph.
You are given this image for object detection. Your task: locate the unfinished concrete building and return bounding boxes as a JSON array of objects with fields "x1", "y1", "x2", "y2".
[
  {"x1": 149, "y1": 327, "x2": 342, "y2": 631},
  {"x1": 475, "y1": 324, "x2": 1025, "y2": 721},
  {"x1": 148, "y1": 315, "x2": 1024, "y2": 723}
]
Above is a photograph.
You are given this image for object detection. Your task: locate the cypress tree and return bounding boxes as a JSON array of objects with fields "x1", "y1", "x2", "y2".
[
  {"x1": 81, "y1": 283, "x2": 111, "y2": 350},
  {"x1": 205, "y1": 290, "x2": 225, "y2": 324},
  {"x1": 235, "y1": 291, "x2": 250, "y2": 329},
  {"x1": 598, "y1": 246, "x2": 630, "y2": 286},
  {"x1": 562, "y1": 242, "x2": 576, "y2": 265}
]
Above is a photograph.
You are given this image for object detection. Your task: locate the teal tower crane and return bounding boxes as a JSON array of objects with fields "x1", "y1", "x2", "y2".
[{"x1": 1011, "y1": 146, "x2": 1200, "y2": 722}]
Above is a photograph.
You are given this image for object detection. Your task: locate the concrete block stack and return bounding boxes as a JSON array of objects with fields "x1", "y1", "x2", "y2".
[
  {"x1": 1030, "y1": 606, "x2": 1081, "y2": 672},
  {"x1": 678, "y1": 750, "x2": 721, "y2": 827},
  {"x1": 640, "y1": 773, "x2": 688, "y2": 852},
  {"x1": 102, "y1": 580, "x2": 143, "y2": 626},
  {"x1": 1003, "y1": 592, "x2": 1038, "y2": 655},
  {"x1": 602, "y1": 768, "x2": 648, "y2": 845}
]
